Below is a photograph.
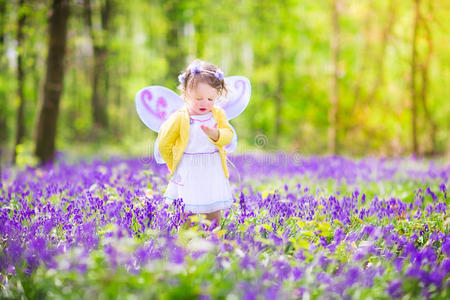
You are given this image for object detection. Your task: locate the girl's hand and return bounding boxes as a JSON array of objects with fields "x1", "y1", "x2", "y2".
[{"x1": 201, "y1": 124, "x2": 220, "y2": 142}]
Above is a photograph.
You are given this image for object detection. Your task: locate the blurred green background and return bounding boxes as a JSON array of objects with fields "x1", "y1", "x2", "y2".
[{"x1": 0, "y1": 0, "x2": 449, "y2": 168}]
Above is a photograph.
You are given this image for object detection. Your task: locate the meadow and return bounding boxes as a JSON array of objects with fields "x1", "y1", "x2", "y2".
[{"x1": 0, "y1": 153, "x2": 448, "y2": 299}]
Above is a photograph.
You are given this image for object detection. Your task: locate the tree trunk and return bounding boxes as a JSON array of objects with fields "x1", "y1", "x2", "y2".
[
  {"x1": 0, "y1": 0, "x2": 5, "y2": 48},
  {"x1": 83, "y1": 0, "x2": 111, "y2": 130},
  {"x1": 12, "y1": 0, "x2": 27, "y2": 165},
  {"x1": 274, "y1": 1, "x2": 286, "y2": 145},
  {"x1": 411, "y1": 0, "x2": 419, "y2": 155},
  {"x1": 274, "y1": 44, "x2": 284, "y2": 144},
  {"x1": 34, "y1": 0, "x2": 70, "y2": 165},
  {"x1": 0, "y1": 0, "x2": 7, "y2": 178},
  {"x1": 351, "y1": 0, "x2": 373, "y2": 109},
  {"x1": 419, "y1": 5, "x2": 437, "y2": 155},
  {"x1": 329, "y1": 0, "x2": 340, "y2": 155},
  {"x1": 347, "y1": 0, "x2": 395, "y2": 137},
  {"x1": 165, "y1": 1, "x2": 186, "y2": 87},
  {"x1": 365, "y1": 0, "x2": 395, "y2": 103},
  {"x1": 91, "y1": 46, "x2": 109, "y2": 129}
]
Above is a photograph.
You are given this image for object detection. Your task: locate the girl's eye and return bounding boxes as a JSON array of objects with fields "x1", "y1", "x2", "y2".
[{"x1": 208, "y1": 98, "x2": 213, "y2": 101}]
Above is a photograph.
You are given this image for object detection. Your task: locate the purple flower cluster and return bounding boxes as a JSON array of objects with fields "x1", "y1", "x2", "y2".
[{"x1": 0, "y1": 153, "x2": 448, "y2": 298}]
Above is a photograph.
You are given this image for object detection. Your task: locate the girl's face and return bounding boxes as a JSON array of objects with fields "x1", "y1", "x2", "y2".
[{"x1": 185, "y1": 82, "x2": 219, "y2": 115}]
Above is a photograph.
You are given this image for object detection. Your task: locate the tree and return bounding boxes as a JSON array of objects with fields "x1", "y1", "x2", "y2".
[
  {"x1": 164, "y1": 0, "x2": 187, "y2": 87},
  {"x1": 418, "y1": 0, "x2": 437, "y2": 155},
  {"x1": 12, "y1": 0, "x2": 27, "y2": 164},
  {"x1": 34, "y1": 0, "x2": 70, "y2": 164},
  {"x1": 0, "y1": 0, "x2": 8, "y2": 178},
  {"x1": 411, "y1": 0, "x2": 419, "y2": 155},
  {"x1": 83, "y1": 0, "x2": 113, "y2": 131},
  {"x1": 329, "y1": 0, "x2": 340, "y2": 155}
]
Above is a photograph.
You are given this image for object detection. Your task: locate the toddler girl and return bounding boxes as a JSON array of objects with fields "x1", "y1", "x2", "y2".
[{"x1": 158, "y1": 59, "x2": 234, "y2": 229}]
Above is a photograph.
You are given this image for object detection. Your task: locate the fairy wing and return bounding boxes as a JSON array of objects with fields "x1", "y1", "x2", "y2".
[
  {"x1": 135, "y1": 85, "x2": 184, "y2": 132},
  {"x1": 217, "y1": 76, "x2": 251, "y2": 153},
  {"x1": 136, "y1": 76, "x2": 250, "y2": 161},
  {"x1": 224, "y1": 123, "x2": 238, "y2": 153},
  {"x1": 136, "y1": 77, "x2": 250, "y2": 130},
  {"x1": 153, "y1": 138, "x2": 165, "y2": 164},
  {"x1": 216, "y1": 76, "x2": 251, "y2": 120},
  {"x1": 135, "y1": 85, "x2": 184, "y2": 164}
]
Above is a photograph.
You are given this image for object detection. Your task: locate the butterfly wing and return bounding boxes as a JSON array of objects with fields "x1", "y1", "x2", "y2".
[
  {"x1": 224, "y1": 123, "x2": 238, "y2": 153},
  {"x1": 153, "y1": 138, "x2": 165, "y2": 164},
  {"x1": 217, "y1": 76, "x2": 250, "y2": 153},
  {"x1": 136, "y1": 85, "x2": 184, "y2": 164},
  {"x1": 135, "y1": 85, "x2": 184, "y2": 132},
  {"x1": 136, "y1": 79, "x2": 249, "y2": 162},
  {"x1": 216, "y1": 76, "x2": 251, "y2": 120}
]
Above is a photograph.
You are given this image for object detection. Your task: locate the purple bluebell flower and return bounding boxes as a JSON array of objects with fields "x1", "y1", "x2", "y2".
[
  {"x1": 442, "y1": 237, "x2": 450, "y2": 256},
  {"x1": 317, "y1": 272, "x2": 332, "y2": 284},
  {"x1": 441, "y1": 258, "x2": 450, "y2": 273},
  {"x1": 240, "y1": 255, "x2": 256, "y2": 270},
  {"x1": 426, "y1": 187, "x2": 437, "y2": 202},
  {"x1": 428, "y1": 270, "x2": 443, "y2": 289},
  {"x1": 345, "y1": 267, "x2": 360, "y2": 286},
  {"x1": 292, "y1": 267, "x2": 304, "y2": 281},
  {"x1": 439, "y1": 183, "x2": 447, "y2": 198},
  {"x1": 361, "y1": 193, "x2": 366, "y2": 204},
  {"x1": 387, "y1": 279, "x2": 403, "y2": 298},
  {"x1": 215, "y1": 69, "x2": 224, "y2": 80},
  {"x1": 170, "y1": 245, "x2": 186, "y2": 264},
  {"x1": 394, "y1": 257, "x2": 404, "y2": 273},
  {"x1": 191, "y1": 64, "x2": 202, "y2": 74},
  {"x1": 264, "y1": 284, "x2": 279, "y2": 299},
  {"x1": 178, "y1": 73, "x2": 186, "y2": 83}
]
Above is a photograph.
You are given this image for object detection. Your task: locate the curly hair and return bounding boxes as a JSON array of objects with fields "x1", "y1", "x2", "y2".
[{"x1": 177, "y1": 59, "x2": 228, "y2": 98}]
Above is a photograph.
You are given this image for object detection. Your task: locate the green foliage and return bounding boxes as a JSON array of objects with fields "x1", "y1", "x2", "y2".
[
  {"x1": 0, "y1": 0, "x2": 449, "y2": 162},
  {"x1": 14, "y1": 142, "x2": 38, "y2": 168}
]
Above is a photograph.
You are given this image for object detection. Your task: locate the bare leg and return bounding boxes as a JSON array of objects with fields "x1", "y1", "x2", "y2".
[{"x1": 204, "y1": 210, "x2": 221, "y2": 230}]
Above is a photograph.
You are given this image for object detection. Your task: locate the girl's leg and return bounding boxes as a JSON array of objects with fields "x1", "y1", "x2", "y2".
[{"x1": 204, "y1": 210, "x2": 221, "y2": 230}]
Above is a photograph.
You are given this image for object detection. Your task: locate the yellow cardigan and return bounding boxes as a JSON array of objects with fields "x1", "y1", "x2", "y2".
[{"x1": 157, "y1": 106, "x2": 234, "y2": 179}]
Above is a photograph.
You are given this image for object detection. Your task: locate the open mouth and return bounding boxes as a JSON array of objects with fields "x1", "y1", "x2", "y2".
[{"x1": 199, "y1": 108, "x2": 207, "y2": 112}]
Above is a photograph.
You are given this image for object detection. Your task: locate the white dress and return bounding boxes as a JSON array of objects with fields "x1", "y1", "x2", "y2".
[{"x1": 163, "y1": 112, "x2": 234, "y2": 213}]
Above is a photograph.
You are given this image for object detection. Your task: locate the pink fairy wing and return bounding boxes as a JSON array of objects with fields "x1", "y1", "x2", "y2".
[
  {"x1": 136, "y1": 78, "x2": 250, "y2": 162},
  {"x1": 135, "y1": 85, "x2": 183, "y2": 164},
  {"x1": 224, "y1": 123, "x2": 238, "y2": 153},
  {"x1": 135, "y1": 85, "x2": 184, "y2": 132},
  {"x1": 153, "y1": 138, "x2": 165, "y2": 164},
  {"x1": 216, "y1": 76, "x2": 250, "y2": 153},
  {"x1": 216, "y1": 76, "x2": 251, "y2": 120}
]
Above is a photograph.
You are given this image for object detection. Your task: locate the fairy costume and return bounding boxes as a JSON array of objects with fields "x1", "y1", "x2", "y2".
[
  {"x1": 161, "y1": 107, "x2": 234, "y2": 213},
  {"x1": 134, "y1": 70, "x2": 251, "y2": 213}
]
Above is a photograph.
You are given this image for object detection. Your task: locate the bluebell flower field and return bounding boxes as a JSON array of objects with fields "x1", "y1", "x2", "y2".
[{"x1": 1, "y1": 154, "x2": 448, "y2": 299}]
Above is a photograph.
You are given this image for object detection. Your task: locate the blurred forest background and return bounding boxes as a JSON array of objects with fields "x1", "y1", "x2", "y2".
[{"x1": 0, "y1": 0, "x2": 449, "y2": 169}]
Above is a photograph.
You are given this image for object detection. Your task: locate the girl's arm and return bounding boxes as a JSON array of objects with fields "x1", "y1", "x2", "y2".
[
  {"x1": 157, "y1": 112, "x2": 180, "y2": 173},
  {"x1": 208, "y1": 108, "x2": 233, "y2": 147}
]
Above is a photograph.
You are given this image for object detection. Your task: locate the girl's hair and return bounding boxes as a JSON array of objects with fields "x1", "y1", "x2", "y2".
[{"x1": 177, "y1": 59, "x2": 228, "y2": 98}]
